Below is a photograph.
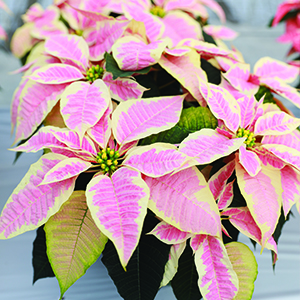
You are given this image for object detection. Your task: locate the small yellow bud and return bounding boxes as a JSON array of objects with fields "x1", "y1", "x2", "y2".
[
  {"x1": 102, "y1": 153, "x2": 107, "y2": 159},
  {"x1": 109, "y1": 150, "x2": 115, "y2": 156},
  {"x1": 114, "y1": 160, "x2": 118, "y2": 166},
  {"x1": 101, "y1": 164, "x2": 106, "y2": 169},
  {"x1": 107, "y1": 160, "x2": 112, "y2": 166}
]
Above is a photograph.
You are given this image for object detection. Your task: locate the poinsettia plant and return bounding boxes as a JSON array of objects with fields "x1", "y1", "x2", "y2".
[{"x1": 1, "y1": 0, "x2": 300, "y2": 299}]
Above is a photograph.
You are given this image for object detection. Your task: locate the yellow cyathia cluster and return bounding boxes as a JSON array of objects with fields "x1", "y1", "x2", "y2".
[
  {"x1": 96, "y1": 148, "x2": 120, "y2": 174},
  {"x1": 86, "y1": 65, "x2": 104, "y2": 83},
  {"x1": 236, "y1": 128, "x2": 256, "y2": 147},
  {"x1": 150, "y1": 6, "x2": 166, "y2": 18}
]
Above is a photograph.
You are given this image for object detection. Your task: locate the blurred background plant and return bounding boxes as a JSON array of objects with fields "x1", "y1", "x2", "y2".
[{"x1": 0, "y1": 0, "x2": 286, "y2": 53}]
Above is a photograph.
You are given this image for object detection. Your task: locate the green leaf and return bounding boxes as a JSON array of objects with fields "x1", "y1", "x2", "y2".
[
  {"x1": 225, "y1": 242, "x2": 258, "y2": 300},
  {"x1": 135, "y1": 66, "x2": 181, "y2": 98},
  {"x1": 139, "y1": 106, "x2": 217, "y2": 145},
  {"x1": 32, "y1": 226, "x2": 55, "y2": 284},
  {"x1": 44, "y1": 191, "x2": 108, "y2": 299},
  {"x1": 171, "y1": 242, "x2": 202, "y2": 300},
  {"x1": 271, "y1": 208, "x2": 291, "y2": 268},
  {"x1": 201, "y1": 58, "x2": 221, "y2": 85},
  {"x1": 201, "y1": 28, "x2": 217, "y2": 45},
  {"x1": 104, "y1": 52, "x2": 151, "y2": 80},
  {"x1": 254, "y1": 86, "x2": 276, "y2": 104},
  {"x1": 101, "y1": 211, "x2": 171, "y2": 300}
]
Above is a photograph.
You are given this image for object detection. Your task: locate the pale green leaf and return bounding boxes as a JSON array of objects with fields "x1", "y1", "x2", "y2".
[
  {"x1": 226, "y1": 242, "x2": 258, "y2": 300},
  {"x1": 44, "y1": 191, "x2": 108, "y2": 299}
]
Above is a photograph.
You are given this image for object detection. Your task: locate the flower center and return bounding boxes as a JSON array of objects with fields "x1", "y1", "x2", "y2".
[
  {"x1": 96, "y1": 148, "x2": 120, "y2": 175},
  {"x1": 86, "y1": 65, "x2": 104, "y2": 83},
  {"x1": 236, "y1": 128, "x2": 256, "y2": 147},
  {"x1": 74, "y1": 29, "x2": 83, "y2": 36},
  {"x1": 150, "y1": 6, "x2": 166, "y2": 18}
]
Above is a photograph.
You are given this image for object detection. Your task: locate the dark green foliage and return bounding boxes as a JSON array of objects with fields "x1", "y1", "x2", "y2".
[
  {"x1": 202, "y1": 29, "x2": 217, "y2": 45},
  {"x1": 222, "y1": 220, "x2": 240, "y2": 244},
  {"x1": 171, "y1": 243, "x2": 202, "y2": 300},
  {"x1": 135, "y1": 65, "x2": 182, "y2": 98},
  {"x1": 135, "y1": 72, "x2": 161, "y2": 98},
  {"x1": 104, "y1": 52, "x2": 151, "y2": 79},
  {"x1": 254, "y1": 86, "x2": 276, "y2": 104},
  {"x1": 139, "y1": 106, "x2": 217, "y2": 145},
  {"x1": 201, "y1": 58, "x2": 221, "y2": 85},
  {"x1": 272, "y1": 209, "x2": 291, "y2": 268},
  {"x1": 32, "y1": 226, "x2": 55, "y2": 284},
  {"x1": 230, "y1": 179, "x2": 247, "y2": 208},
  {"x1": 101, "y1": 212, "x2": 171, "y2": 300},
  {"x1": 74, "y1": 172, "x2": 95, "y2": 190}
]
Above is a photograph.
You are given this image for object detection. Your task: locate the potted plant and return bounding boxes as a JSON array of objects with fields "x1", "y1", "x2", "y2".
[{"x1": 1, "y1": 0, "x2": 300, "y2": 299}]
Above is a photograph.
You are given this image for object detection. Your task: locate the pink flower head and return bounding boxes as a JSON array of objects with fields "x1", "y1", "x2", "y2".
[
  {"x1": 12, "y1": 33, "x2": 147, "y2": 144},
  {"x1": 272, "y1": 0, "x2": 300, "y2": 27}
]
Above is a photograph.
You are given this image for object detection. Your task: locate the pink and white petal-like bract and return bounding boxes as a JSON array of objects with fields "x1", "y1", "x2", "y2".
[
  {"x1": 123, "y1": 143, "x2": 189, "y2": 177},
  {"x1": 179, "y1": 129, "x2": 245, "y2": 165},
  {"x1": 208, "y1": 160, "x2": 235, "y2": 200},
  {"x1": 191, "y1": 235, "x2": 239, "y2": 300},
  {"x1": 145, "y1": 166, "x2": 221, "y2": 236},
  {"x1": 112, "y1": 36, "x2": 167, "y2": 71},
  {"x1": 206, "y1": 84, "x2": 241, "y2": 133},
  {"x1": 103, "y1": 72, "x2": 147, "y2": 102},
  {"x1": 86, "y1": 167, "x2": 149, "y2": 267},
  {"x1": 60, "y1": 80, "x2": 110, "y2": 141},
  {"x1": 28, "y1": 64, "x2": 84, "y2": 84},
  {"x1": 149, "y1": 221, "x2": 192, "y2": 245},
  {"x1": 235, "y1": 162, "x2": 282, "y2": 247},
  {"x1": 0, "y1": 153, "x2": 76, "y2": 239},
  {"x1": 40, "y1": 157, "x2": 92, "y2": 185},
  {"x1": 112, "y1": 94, "x2": 184, "y2": 145},
  {"x1": 239, "y1": 145, "x2": 261, "y2": 177},
  {"x1": 44, "y1": 34, "x2": 90, "y2": 72}
]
